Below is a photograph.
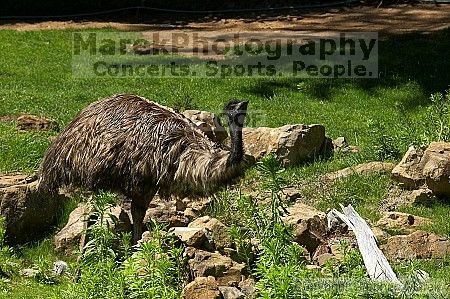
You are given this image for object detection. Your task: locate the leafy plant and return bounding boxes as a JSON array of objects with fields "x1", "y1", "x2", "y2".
[
  {"x1": 420, "y1": 90, "x2": 450, "y2": 145},
  {"x1": 64, "y1": 193, "x2": 186, "y2": 299}
]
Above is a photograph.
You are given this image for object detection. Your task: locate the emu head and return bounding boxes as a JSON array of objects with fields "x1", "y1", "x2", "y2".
[{"x1": 223, "y1": 99, "x2": 249, "y2": 128}]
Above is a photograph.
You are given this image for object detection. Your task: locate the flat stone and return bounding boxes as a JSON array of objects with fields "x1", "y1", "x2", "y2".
[
  {"x1": 323, "y1": 161, "x2": 395, "y2": 181},
  {"x1": 381, "y1": 230, "x2": 450, "y2": 261},
  {"x1": 376, "y1": 212, "x2": 431, "y2": 234},
  {"x1": 182, "y1": 276, "x2": 221, "y2": 299}
]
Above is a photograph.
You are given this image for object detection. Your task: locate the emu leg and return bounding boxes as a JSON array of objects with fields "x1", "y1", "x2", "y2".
[{"x1": 131, "y1": 192, "x2": 154, "y2": 244}]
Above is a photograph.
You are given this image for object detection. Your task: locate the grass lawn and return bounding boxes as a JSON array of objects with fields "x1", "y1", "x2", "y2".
[{"x1": 0, "y1": 27, "x2": 449, "y2": 298}]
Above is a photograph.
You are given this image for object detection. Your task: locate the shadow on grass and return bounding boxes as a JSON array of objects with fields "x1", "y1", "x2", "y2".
[{"x1": 242, "y1": 28, "x2": 450, "y2": 108}]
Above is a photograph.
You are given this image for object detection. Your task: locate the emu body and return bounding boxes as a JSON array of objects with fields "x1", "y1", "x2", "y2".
[{"x1": 38, "y1": 94, "x2": 248, "y2": 242}]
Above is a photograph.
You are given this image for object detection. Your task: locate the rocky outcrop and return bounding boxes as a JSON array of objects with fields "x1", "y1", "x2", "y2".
[
  {"x1": 381, "y1": 230, "x2": 450, "y2": 261},
  {"x1": 16, "y1": 114, "x2": 58, "y2": 132},
  {"x1": 182, "y1": 110, "x2": 228, "y2": 143},
  {"x1": 218, "y1": 286, "x2": 245, "y2": 299},
  {"x1": 0, "y1": 176, "x2": 67, "y2": 243},
  {"x1": 242, "y1": 124, "x2": 326, "y2": 166}
]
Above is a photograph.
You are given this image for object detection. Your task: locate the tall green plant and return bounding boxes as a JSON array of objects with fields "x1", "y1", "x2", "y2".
[{"x1": 65, "y1": 193, "x2": 185, "y2": 299}]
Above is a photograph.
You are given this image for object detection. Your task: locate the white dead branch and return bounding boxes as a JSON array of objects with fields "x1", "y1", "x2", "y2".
[{"x1": 327, "y1": 204, "x2": 402, "y2": 285}]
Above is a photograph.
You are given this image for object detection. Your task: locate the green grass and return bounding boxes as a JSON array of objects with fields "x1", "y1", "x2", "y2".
[{"x1": 0, "y1": 27, "x2": 449, "y2": 298}]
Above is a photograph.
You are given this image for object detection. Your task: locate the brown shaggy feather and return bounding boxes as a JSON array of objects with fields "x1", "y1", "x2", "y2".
[
  {"x1": 39, "y1": 94, "x2": 246, "y2": 198},
  {"x1": 38, "y1": 94, "x2": 249, "y2": 242}
]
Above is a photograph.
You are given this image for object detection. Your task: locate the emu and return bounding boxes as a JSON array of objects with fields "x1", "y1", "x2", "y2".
[{"x1": 38, "y1": 94, "x2": 249, "y2": 243}]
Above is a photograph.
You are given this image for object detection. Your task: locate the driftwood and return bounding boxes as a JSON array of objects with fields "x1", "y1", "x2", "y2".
[{"x1": 327, "y1": 204, "x2": 402, "y2": 285}]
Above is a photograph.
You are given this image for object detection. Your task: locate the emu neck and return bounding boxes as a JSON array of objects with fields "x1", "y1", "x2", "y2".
[{"x1": 227, "y1": 120, "x2": 244, "y2": 166}]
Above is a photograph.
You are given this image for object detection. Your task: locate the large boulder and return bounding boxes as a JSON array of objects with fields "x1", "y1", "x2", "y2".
[
  {"x1": 54, "y1": 203, "x2": 91, "y2": 254},
  {"x1": 218, "y1": 286, "x2": 245, "y2": 299},
  {"x1": 182, "y1": 110, "x2": 228, "y2": 143},
  {"x1": 381, "y1": 230, "x2": 450, "y2": 261},
  {"x1": 391, "y1": 146, "x2": 426, "y2": 189},
  {"x1": 0, "y1": 176, "x2": 67, "y2": 243},
  {"x1": 283, "y1": 202, "x2": 327, "y2": 253},
  {"x1": 422, "y1": 142, "x2": 450, "y2": 195},
  {"x1": 242, "y1": 124, "x2": 326, "y2": 166},
  {"x1": 392, "y1": 142, "x2": 450, "y2": 195}
]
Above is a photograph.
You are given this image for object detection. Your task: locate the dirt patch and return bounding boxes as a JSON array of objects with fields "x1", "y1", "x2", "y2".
[
  {"x1": 0, "y1": 115, "x2": 17, "y2": 122},
  {"x1": 1, "y1": 5, "x2": 449, "y2": 35}
]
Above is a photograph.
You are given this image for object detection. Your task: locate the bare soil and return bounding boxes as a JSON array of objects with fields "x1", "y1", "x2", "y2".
[{"x1": 1, "y1": 4, "x2": 449, "y2": 35}]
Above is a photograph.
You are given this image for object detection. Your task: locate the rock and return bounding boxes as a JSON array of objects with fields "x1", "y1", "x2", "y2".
[
  {"x1": 238, "y1": 278, "x2": 256, "y2": 298},
  {"x1": 283, "y1": 202, "x2": 327, "y2": 253},
  {"x1": 188, "y1": 216, "x2": 231, "y2": 251},
  {"x1": 171, "y1": 227, "x2": 210, "y2": 249},
  {"x1": 376, "y1": 212, "x2": 431, "y2": 233},
  {"x1": 52, "y1": 260, "x2": 68, "y2": 276},
  {"x1": 54, "y1": 203, "x2": 91, "y2": 254},
  {"x1": 218, "y1": 286, "x2": 245, "y2": 299},
  {"x1": 0, "y1": 179, "x2": 67, "y2": 244},
  {"x1": 182, "y1": 110, "x2": 228, "y2": 143},
  {"x1": 333, "y1": 137, "x2": 348, "y2": 150},
  {"x1": 407, "y1": 188, "x2": 436, "y2": 205},
  {"x1": 16, "y1": 114, "x2": 58, "y2": 131},
  {"x1": 144, "y1": 196, "x2": 212, "y2": 228},
  {"x1": 144, "y1": 198, "x2": 189, "y2": 228},
  {"x1": 242, "y1": 124, "x2": 326, "y2": 166},
  {"x1": 392, "y1": 142, "x2": 450, "y2": 194},
  {"x1": 315, "y1": 253, "x2": 336, "y2": 266},
  {"x1": 381, "y1": 230, "x2": 450, "y2": 261},
  {"x1": 55, "y1": 203, "x2": 131, "y2": 254},
  {"x1": 422, "y1": 142, "x2": 450, "y2": 195},
  {"x1": 371, "y1": 226, "x2": 390, "y2": 244},
  {"x1": 382, "y1": 186, "x2": 436, "y2": 211},
  {"x1": 283, "y1": 187, "x2": 302, "y2": 202},
  {"x1": 329, "y1": 244, "x2": 344, "y2": 260},
  {"x1": 392, "y1": 146, "x2": 426, "y2": 189},
  {"x1": 182, "y1": 276, "x2": 221, "y2": 299},
  {"x1": 323, "y1": 162, "x2": 395, "y2": 181},
  {"x1": 188, "y1": 250, "x2": 245, "y2": 286},
  {"x1": 138, "y1": 231, "x2": 153, "y2": 245},
  {"x1": 104, "y1": 205, "x2": 132, "y2": 233}
]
